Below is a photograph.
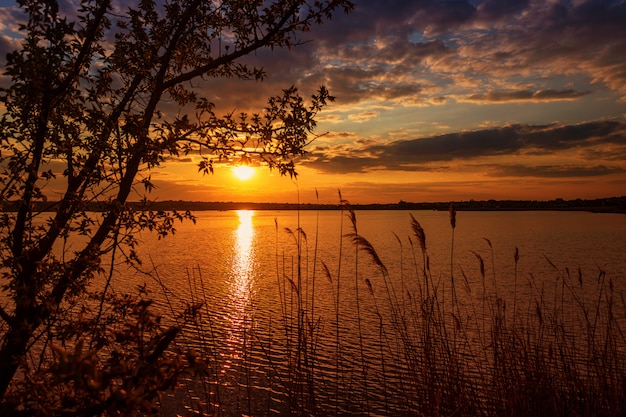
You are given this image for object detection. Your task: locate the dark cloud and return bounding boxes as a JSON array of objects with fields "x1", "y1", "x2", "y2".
[
  {"x1": 309, "y1": 0, "x2": 626, "y2": 101},
  {"x1": 487, "y1": 164, "x2": 626, "y2": 178},
  {"x1": 466, "y1": 1, "x2": 626, "y2": 97},
  {"x1": 5, "y1": 1, "x2": 624, "y2": 111},
  {"x1": 0, "y1": 5, "x2": 25, "y2": 68},
  {"x1": 402, "y1": 1, "x2": 479, "y2": 37},
  {"x1": 304, "y1": 120, "x2": 626, "y2": 173},
  {"x1": 310, "y1": 0, "x2": 431, "y2": 44},
  {"x1": 476, "y1": 0, "x2": 530, "y2": 23},
  {"x1": 303, "y1": 154, "x2": 380, "y2": 174},
  {"x1": 465, "y1": 89, "x2": 592, "y2": 103}
]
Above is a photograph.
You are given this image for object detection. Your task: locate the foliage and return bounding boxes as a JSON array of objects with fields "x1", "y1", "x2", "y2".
[
  {"x1": 2, "y1": 288, "x2": 197, "y2": 416},
  {"x1": 0, "y1": 0, "x2": 352, "y2": 414}
]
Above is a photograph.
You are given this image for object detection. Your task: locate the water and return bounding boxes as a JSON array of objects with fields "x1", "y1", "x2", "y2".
[
  {"x1": 127, "y1": 209, "x2": 626, "y2": 312},
  {"x1": 107, "y1": 209, "x2": 626, "y2": 415}
]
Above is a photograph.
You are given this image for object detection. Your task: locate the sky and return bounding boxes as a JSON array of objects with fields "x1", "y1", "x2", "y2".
[{"x1": 2, "y1": 0, "x2": 626, "y2": 204}]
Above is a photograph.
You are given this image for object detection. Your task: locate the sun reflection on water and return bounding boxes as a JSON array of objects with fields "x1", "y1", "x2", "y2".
[
  {"x1": 222, "y1": 210, "x2": 256, "y2": 376},
  {"x1": 234, "y1": 210, "x2": 254, "y2": 275}
]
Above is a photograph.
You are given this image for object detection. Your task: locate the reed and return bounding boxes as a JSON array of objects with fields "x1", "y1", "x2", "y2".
[{"x1": 161, "y1": 204, "x2": 626, "y2": 417}]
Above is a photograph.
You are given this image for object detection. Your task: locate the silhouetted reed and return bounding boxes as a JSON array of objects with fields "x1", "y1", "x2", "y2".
[{"x1": 168, "y1": 200, "x2": 626, "y2": 417}]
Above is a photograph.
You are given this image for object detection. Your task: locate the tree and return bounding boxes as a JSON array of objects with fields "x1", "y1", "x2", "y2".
[{"x1": 0, "y1": 0, "x2": 352, "y2": 414}]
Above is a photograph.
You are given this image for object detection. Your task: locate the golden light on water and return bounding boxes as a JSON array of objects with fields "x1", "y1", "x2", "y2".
[
  {"x1": 222, "y1": 210, "x2": 256, "y2": 373},
  {"x1": 232, "y1": 209, "x2": 255, "y2": 313},
  {"x1": 235, "y1": 210, "x2": 254, "y2": 259}
]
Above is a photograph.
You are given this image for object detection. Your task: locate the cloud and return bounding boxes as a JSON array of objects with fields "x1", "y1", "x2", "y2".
[
  {"x1": 463, "y1": 89, "x2": 592, "y2": 103},
  {"x1": 454, "y1": 1, "x2": 626, "y2": 98},
  {"x1": 303, "y1": 120, "x2": 626, "y2": 174},
  {"x1": 476, "y1": 0, "x2": 531, "y2": 24},
  {"x1": 348, "y1": 111, "x2": 379, "y2": 123},
  {"x1": 5, "y1": 0, "x2": 624, "y2": 117},
  {"x1": 487, "y1": 164, "x2": 626, "y2": 178},
  {"x1": 304, "y1": 0, "x2": 626, "y2": 106}
]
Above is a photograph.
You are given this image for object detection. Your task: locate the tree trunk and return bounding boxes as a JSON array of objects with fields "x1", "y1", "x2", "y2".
[{"x1": 0, "y1": 319, "x2": 37, "y2": 399}]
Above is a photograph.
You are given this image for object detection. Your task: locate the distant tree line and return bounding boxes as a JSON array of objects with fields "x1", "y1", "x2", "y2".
[{"x1": 4, "y1": 196, "x2": 625, "y2": 213}]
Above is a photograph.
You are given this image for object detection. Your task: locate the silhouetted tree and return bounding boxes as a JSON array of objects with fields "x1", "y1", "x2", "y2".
[{"x1": 0, "y1": 0, "x2": 352, "y2": 414}]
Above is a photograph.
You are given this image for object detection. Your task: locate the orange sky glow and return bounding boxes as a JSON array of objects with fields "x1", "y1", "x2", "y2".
[{"x1": 2, "y1": 0, "x2": 626, "y2": 205}]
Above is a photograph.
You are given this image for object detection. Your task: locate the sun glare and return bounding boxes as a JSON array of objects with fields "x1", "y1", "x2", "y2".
[{"x1": 232, "y1": 165, "x2": 255, "y2": 181}]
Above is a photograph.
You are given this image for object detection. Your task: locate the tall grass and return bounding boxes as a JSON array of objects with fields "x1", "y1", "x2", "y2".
[{"x1": 166, "y1": 203, "x2": 626, "y2": 417}]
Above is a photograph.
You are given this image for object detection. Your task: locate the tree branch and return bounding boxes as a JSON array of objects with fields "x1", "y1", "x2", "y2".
[{"x1": 162, "y1": 2, "x2": 301, "y2": 90}]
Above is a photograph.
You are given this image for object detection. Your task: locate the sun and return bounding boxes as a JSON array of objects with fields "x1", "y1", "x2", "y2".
[{"x1": 232, "y1": 165, "x2": 255, "y2": 181}]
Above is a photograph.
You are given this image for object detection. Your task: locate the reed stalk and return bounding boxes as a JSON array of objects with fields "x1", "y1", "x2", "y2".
[{"x1": 157, "y1": 207, "x2": 626, "y2": 417}]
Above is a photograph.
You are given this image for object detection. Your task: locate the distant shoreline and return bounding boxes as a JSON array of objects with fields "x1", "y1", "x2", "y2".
[
  {"x1": 132, "y1": 197, "x2": 626, "y2": 213},
  {"x1": 4, "y1": 196, "x2": 626, "y2": 213}
]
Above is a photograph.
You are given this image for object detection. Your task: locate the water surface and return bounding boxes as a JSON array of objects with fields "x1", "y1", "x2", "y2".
[{"x1": 113, "y1": 209, "x2": 626, "y2": 415}]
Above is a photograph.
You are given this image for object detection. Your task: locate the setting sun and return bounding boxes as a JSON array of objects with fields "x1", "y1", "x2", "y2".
[{"x1": 232, "y1": 165, "x2": 255, "y2": 181}]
